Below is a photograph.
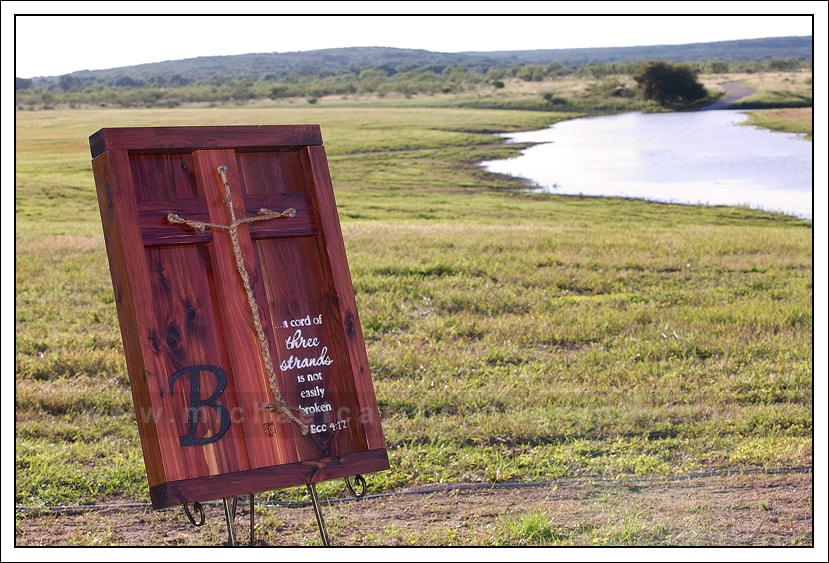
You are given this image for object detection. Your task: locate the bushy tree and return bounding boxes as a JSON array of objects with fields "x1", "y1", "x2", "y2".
[{"x1": 633, "y1": 61, "x2": 707, "y2": 105}]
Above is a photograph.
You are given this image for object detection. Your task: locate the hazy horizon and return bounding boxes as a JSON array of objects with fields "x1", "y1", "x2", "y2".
[{"x1": 10, "y1": 11, "x2": 816, "y2": 78}]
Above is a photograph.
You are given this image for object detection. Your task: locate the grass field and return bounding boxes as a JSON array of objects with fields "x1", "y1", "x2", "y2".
[{"x1": 11, "y1": 79, "x2": 815, "y2": 546}]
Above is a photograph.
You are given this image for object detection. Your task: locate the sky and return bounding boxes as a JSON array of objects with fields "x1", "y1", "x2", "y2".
[{"x1": 5, "y1": 3, "x2": 822, "y2": 78}]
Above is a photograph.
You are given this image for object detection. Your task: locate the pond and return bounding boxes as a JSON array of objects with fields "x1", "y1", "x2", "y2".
[{"x1": 481, "y1": 110, "x2": 813, "y2": 220}]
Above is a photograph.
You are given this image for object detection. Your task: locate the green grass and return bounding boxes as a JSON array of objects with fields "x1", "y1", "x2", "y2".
[
  {"x1": 14, "y1": 97, "x2": 812, "y2": 514},
  {"x1": 741, "y1": 108, "x2": 813, "y2": 140},
  {"x1": 732, "y1": 72, "x2": 813, "y2": 109},
  {"x1": 495, "y1": 509, "x2": 568, "y2": 546}
]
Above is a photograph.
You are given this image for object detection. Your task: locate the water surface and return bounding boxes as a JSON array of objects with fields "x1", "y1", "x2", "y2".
[{"x1": 482, "y1": 110, "x2": 812, "y2": 220}]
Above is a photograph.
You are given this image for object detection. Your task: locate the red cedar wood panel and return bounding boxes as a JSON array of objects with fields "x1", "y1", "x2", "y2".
[{"x1": 90, "y1": 126, "x2": 388, "y2": 509}]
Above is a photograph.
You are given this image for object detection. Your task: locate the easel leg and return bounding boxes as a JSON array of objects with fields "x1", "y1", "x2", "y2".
[
  {"x1": 248, "y1": 493, "x2": 255, "y2": 545},
  {"x1": 219, "y1": 495, "x2": 255, "y2": 546},
  {"x1": 306, "y1": 483, "x2": 331, "y2": 546},
  {"x1": 222, "y1": 496, "x2": 238, "y2": 546}
]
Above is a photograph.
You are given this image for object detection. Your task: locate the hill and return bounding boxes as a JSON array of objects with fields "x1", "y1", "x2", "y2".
[
  {"x1": 18, "y1": 36, "x2": 812, "y2": 89},
  {"x1": 460, "y1": 36, "x2": 813, "y2": 65}
]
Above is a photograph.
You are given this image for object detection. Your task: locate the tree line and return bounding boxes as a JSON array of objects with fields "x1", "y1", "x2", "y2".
[{"x1": 15, "y1": 57, "x2": 810, "y2": 110}]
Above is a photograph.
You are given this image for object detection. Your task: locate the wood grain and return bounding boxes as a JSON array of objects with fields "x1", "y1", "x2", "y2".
[{"x1": 91, "y1": 126, "x2": 388, "y2": 509}]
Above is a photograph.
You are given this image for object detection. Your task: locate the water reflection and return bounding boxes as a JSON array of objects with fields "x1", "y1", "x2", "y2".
[{"x1": 482, "y1": 110, "x2": 812, "y2": 220}]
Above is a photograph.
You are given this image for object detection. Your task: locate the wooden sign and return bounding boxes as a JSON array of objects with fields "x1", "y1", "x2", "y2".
[{"x1": 89, "y1": 125, "x2": 388, "y2": 510}]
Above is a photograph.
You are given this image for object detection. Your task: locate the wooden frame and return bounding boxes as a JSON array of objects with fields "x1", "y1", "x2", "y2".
[{"x1": 90, "y1": 125, "x2": 388, "y2": 510}]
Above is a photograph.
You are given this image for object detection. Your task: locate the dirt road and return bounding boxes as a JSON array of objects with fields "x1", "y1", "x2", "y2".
[
  {"x1": 13, "y1": 468, "x2": 814, "y2": 548},
  {"x1": 705, "y1": 81, "x2": 754, "y2": 110}
]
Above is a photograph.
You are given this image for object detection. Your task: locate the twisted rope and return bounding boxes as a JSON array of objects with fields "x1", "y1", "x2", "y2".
[{"x1": 167, "y1": 165, "x2": 308, "y2": 435}]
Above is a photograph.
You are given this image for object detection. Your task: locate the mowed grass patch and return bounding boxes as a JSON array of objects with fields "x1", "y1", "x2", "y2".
[
  {"x1": 14, "y1": 105, "x2": 812, "y2": 510},
  {"x1": 339, "y1": 220, "x2": 811, "y2": 492}
]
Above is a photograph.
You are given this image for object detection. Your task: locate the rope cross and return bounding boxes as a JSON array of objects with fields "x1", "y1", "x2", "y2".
[{"x1": 167, "y1": 165, "x2": 308, "y2": 435}]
